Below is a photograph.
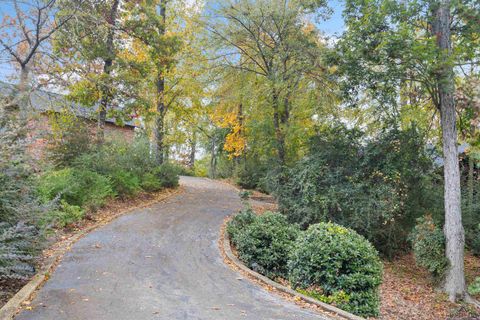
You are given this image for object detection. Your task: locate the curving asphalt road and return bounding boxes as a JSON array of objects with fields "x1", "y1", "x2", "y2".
[{"x1": 16, "y1": 177, "x2": 327, "y2": 320}]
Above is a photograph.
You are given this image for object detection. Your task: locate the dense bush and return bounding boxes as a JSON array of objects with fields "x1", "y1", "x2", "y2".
[
  {"x1": 409, "y1": 215, "x2": 448, "y2": 279},
  {"x1": 37, "y1": 168, "x2": 114, "y2": 210},
  {"x1": 234, "y1": 212, "x2": 299, "y2": 278},
  {"x1": 288, "y1": 222, "x2": 383, "y2": 317},
  {"x1": 153, "y1": 163, "x2": 180, "y2": 188},
  {"x1": 175, "y1": 165, "x2": 195, "y2": 177},
  {"x1": 40, "y1": 201, "x2": 85, "y2": 229},
  {"x1": 109, "y1": 169, "x2": 141, "y2": 197},
  {"x1": 226, "y1": 207, "x2": 256, "y2": 245},
  {"x1": 236, "y1": 159, "x2": 269, "y2": 190},
  {"x1": 73, "y1": 137, "x2": 179, "y2": 195},
  {"x1": 468, "y1": 277, "x2": 480, "y2": 296},
  {"x1": 470, "y1": 224, "x2": 480, "y2": 257},
  {"x1": 140, "y1": 173, "x2": 163, "y2": 192},
  {"x1": 275, "y1": 124, "x2": 441, "y2": 257}
]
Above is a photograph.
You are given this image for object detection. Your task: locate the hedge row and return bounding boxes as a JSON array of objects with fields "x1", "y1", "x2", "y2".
[{"x1": 227, "y1": 209, "x2": 383, "y2": 317}]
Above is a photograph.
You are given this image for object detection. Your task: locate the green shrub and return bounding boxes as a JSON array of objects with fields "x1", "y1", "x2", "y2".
[
  {"x1": 409, "y1": 215, "x2": 448, "y2": 279},
  {"x1": 275, "y1": 125, "x2": 441, "y2": 257},
  {"x1": 235, "y1": 212, "x2": 300, "y2": 278},
  {"x1": 468, "y1": 277, "x2": 480, "y2": 296},
  {"x1": 297, "y1": 288, "x2": 350, "y2": 306},
  {"x1": 236, "y1": 159, "x2": 269, "y2": 190},
  {"x1": 37, "y1": 169, "x2": 71, "y2": 203},
  {"x1": 73, "y1": 136, "x2": 157, "y2": 187},
  {"x1": 288, "y1": 222, "x2": 382, "y2": 317},
  {"x1": 238, "y1": 190, "x2": 252, "y2": 200},
  {"x1": 464, "y1": 218, "x2": 480, "y2": 257},
  {"x1": 37, "y1": 168, "x2": 114, "y2": 210},
  {"x1": 471, "y1": 227, "x2": 480, "y2": 257},
  {"x1": 175, "y1": 165, "x2": 195, "y2": 176},
  {"x1": 109, "y1": 169, "x2": 141, "y2": 197},
  {"x1": 226, "y1": 207, "x2": 256, "y2": 245},
  {"x1": 193, "y1": 157, "x2": 210, "y2": 177},
  {"x1": 40, "y1": 201, "x2": 85, "y2": 229},
  {"x1": 140, "y1": 173, "x2": 163, "y2": 192},
  {"x1": 153, "y1": 163, "x2": 180, "y2": 188}
]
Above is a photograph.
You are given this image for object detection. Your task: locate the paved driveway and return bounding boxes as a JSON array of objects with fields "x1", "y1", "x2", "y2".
[{"x1": 16, "y1": 177, "x2": 327, "y2": 320}]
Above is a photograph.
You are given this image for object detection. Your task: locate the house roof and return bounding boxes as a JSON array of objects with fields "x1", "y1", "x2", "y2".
[{"x1": 0, "y1": 80, "x2": 139, "y2": 128}]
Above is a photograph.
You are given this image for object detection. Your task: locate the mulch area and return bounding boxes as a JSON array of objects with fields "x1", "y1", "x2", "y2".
[
  {"x1": 0, "y1": 187, "x2": 182, "y2": 309},
  {"x1": 380, "y1": 254, "x2": 480, "y2": 320}
]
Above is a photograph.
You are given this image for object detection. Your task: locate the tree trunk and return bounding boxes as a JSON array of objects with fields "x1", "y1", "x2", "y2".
[
  {"x1": 153, "y1": 0, "x2": 167, "y2": 165},
  {"x1": 272, "y1": 89, "x2": 286, "y2": 165},
  {"x1": 97, "y1": 0, "x2": 120, "y2": 143},
  {"x1": 18, "y1": 65, "x2": 29, "y2": 95},
  {"x1": 188, "y1": 130, "x2": 196, "y2": 169},
  {"x1": 14, "y1": 65, "x2": 31, "y2": 120},
  {"x1": 234, "y1": 102, "x2": 244, "y2": 170},
  {"x1": 210, "y1": 135, "x2": 217, "y2": 179},
  {"x1": 434, "y1": 0, "x2": 466, "y2": 302},
  {"x1": 153, "y1": 75, "x2": 166, "y2": 164}
]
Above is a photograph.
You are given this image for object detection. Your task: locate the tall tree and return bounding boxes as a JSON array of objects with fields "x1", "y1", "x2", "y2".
[
  {"x1": 154, "y1": 0, "x2": 167, "y2": 164},
  {"x1": 336, "y1": 0, "x2": 480, "y2": 301},
  {"x1": 54, "y1": 0, "x2": 123, "y2": 141},
  {"x1": 433, "y1": 0, "x2": 464, "y2": 300},
  {"x1": 124, "y1": 0, "x2": 183, "y2": 163},
  {"x1": 207, "y1": 0, "x2": 326, "y2": 165},
  {"x1": 97, "y1": 0, "x2": 120, "y2": 142},
  {"x1": 0, "y1": 0, "x2": 81, "y2": 111}
]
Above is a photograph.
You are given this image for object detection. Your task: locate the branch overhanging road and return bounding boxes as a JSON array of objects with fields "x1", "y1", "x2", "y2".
[{"x1": 16, "y1": 177, "x2": 328, "y2": 320}]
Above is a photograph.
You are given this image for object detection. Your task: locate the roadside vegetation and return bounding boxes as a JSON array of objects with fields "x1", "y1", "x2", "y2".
[
  {"x1": 0, "y1": 108, "x2": 180, "y2": 304},
  {"x1": 1, "y1": 0, "x2": 479, "y2": 318}
]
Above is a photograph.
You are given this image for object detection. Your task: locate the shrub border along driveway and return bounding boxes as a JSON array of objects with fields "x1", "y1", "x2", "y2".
[
  {"x1": 220, "y1": 216, "x2": 365, "y2": 320},
  {"x1": 0, "y1": 187, "x2": 183, "y2": 320}
]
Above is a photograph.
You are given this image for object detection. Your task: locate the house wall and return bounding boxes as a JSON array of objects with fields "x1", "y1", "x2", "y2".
[{"x1": 26, "y1": 115, "x2": 136, "y2": 163}]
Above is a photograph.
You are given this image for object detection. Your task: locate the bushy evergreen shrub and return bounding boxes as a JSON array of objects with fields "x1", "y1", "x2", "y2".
[
  {"x1": 470, "y1": 225, "x2": 480, "y2": 257},
  {"x1": 140, "y1": 173, "x2": 163, "y2": 192},
  {"x1": 226, "y1": 207, "x2": 256, "y2": 245},
  {"x1": 40, "y1": 201, "x2": 85, "y2": 229},
  {"x1": 72, "y1": 138, "x2": 179, "y2": 194},
  {"x1": 468, "y1": 277, "x2": 480, "y2": 296},
  {"x1": 235, "y1": 158, "x2": 270, "y2": 191},
  {"x1": 409, "y1": 215, "x2": 448, "y2": 279},
  {"x1": 234, "y1": 212, "x2": 300, "y2": 278},
  {"x1": 153, "y1": 163, "x2": 180, "y2": 188},
  {"x1": 288, "y1": 222, "x2": 382, "y2": 317},
  {"x1": 275, "y1": 124, "x2": 441, "y2": 257},
  {"x1": 109, "y1": 169, "x2": 141, "y2": 197}
]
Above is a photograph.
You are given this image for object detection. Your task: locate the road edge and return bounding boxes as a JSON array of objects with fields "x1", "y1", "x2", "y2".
[
  {"x1": 0, "y1": 187, "x2": 183, "y2": 320},
  {"x1": 221, "y1": 217, "x2": 365, "y2": 320}
]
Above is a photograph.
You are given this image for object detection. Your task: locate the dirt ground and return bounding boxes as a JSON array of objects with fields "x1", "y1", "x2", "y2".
[{"x1": 380, "y1": 254, "x2": 480, "y2": 320}]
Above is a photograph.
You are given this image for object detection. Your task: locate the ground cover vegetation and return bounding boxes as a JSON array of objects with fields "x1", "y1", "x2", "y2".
[{"x1": 1, "y1": 0, "x2": 479, "y2": 317}]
